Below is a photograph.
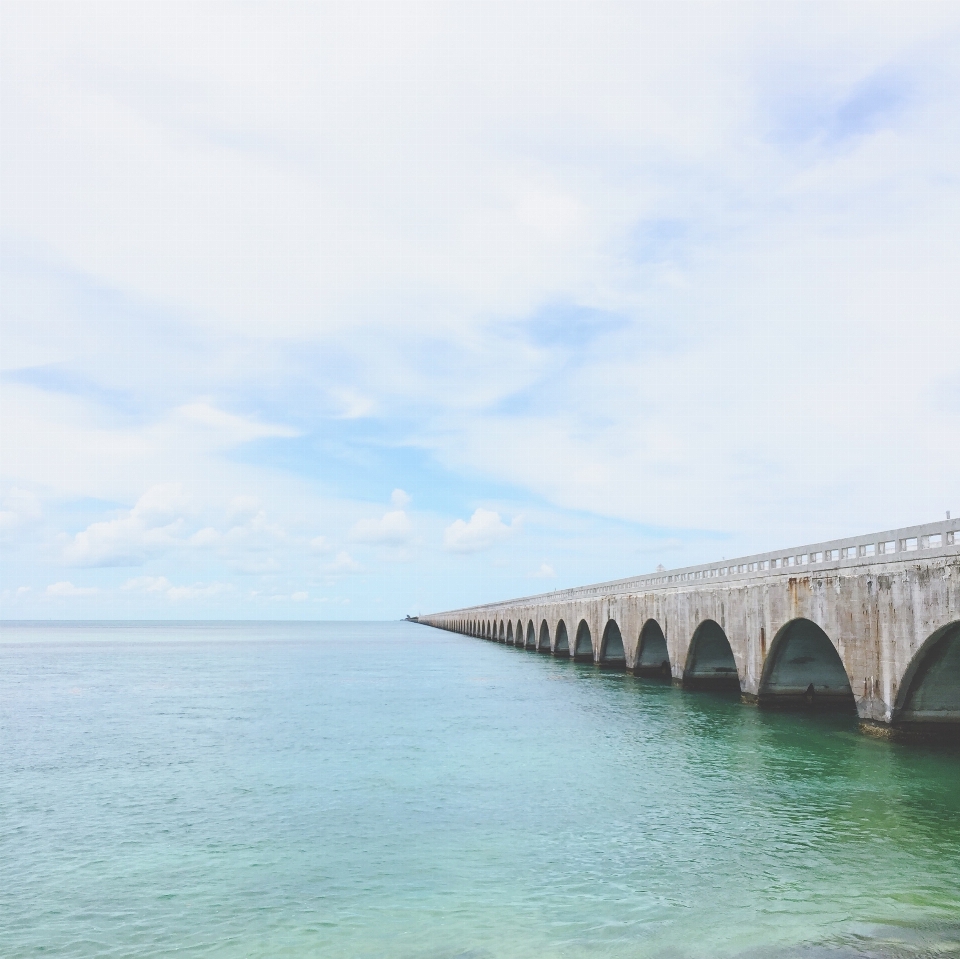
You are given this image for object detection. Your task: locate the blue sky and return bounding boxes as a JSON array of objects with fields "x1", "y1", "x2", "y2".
[{"x1": 1, "y1": 1, "x2": 959, "y2": 619}]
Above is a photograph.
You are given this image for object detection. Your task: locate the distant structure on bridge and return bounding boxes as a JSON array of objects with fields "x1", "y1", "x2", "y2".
[{"x1": 420, "y1": 519, "x2": 960, "y2": 737}]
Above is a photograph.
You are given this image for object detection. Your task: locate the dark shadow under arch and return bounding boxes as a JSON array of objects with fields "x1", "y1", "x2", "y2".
[
  {"x1": 683, "y1": 620, "x2": 740, "y2": 691},
  {"x1": 759, "y1": 619, "x2": 855, "y2": 712},
  {"x1": 516, "y1": 620, "x2": 524, "y2": 647},
  {"x1": 894, "y1": 620, "x2": 960, "y2": 731},
  {"x1": 526, "y1": 621, "x2": 536, "y2": 649},
  {"x1": 574, "y1": 620, "x2": 594, "y2": 663},
  {"x1": 600, "y1": 620, "x2": 626, "y2": 670},
  {"x1": 554, "y1": 620, "x2": 569, "y2": 657},
  {"x1": 635, "y1": 619, "x2": 671, "y2": 679},
  {"x1": 498, "y1": 621, "x2": 505, "y2": 643},
  {"x1": 506, "y1": 621, "x2": 514, "y2": 644},
  {"x1": 538, "y1": 620, "x2": 551, "y2": 652}
]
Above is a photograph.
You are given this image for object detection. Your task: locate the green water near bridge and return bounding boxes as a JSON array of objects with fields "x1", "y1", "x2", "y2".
[{"x1": 1, "y1": 621, "x2": 959, "y2": 958}]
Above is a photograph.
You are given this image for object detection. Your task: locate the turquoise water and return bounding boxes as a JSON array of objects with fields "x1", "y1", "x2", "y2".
[{"x1": 2, "y1": 621, "x2": 959, "y2": 959}]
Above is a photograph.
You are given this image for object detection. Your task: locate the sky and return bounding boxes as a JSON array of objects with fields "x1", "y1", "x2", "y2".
[{"x1": 1, "y1": 1, "x2": 959, "y2": 620}]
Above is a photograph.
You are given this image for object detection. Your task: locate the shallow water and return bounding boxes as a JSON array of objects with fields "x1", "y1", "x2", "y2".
[{"x1": 1, "y1": 621, "x2": 959, "y2": 959}]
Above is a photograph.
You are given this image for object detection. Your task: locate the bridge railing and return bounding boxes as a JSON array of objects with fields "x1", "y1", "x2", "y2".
[{"x1": 427, "y1": 517, "x2": 960, "y2": 618}]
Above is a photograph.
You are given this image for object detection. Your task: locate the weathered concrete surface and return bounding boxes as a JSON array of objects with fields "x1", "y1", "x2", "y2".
[{"x1": 421, "y1": 520, "x2": 960, "y2": 731}]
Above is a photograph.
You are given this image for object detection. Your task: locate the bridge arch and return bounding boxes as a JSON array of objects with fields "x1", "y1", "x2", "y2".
[
  {"x1": 683, "y1": 620, "x2": 740, "y2": 691},
  {"x1": 499, "y1": 621, "x2": 506, "y2": 643},
  {"x1": 554, "y1": 619, "x2": 570, "y2": 657},
  {"x1": 574, "y1": 620, "x2": 594, "y2": 663},
  {"x1": 635, "y1": 619, "x2": 671, "y2": 678},
  {"x1": 538, "y1": 620, "x2": 551, "y2": 652},
  {"x1": 599, "y1": 619, "x2": 626, "y2": 670},
  {"x1": 893, "y1": 619, "x2": 960, "y2": 730},
  {"x1": 758, "y1": 619, "x2": 855, "y2": 711},
  {"x1": 515, "y1": 620, "x2": 522, "y2": 646},
  {"x1": 526, "y1": 620, "x2": 536, "y2": 649},
  {"x1": 506, "y1": 621, "x2": 514, "y2": 644}
]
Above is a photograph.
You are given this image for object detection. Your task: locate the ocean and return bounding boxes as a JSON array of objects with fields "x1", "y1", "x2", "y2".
[{"x1": 1, "y1": 621, "x2": 958, "y2": 958}]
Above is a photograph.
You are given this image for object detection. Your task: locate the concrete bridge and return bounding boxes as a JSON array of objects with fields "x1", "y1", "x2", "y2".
[{"x1": 420, "y1": 519, "x2": 960, "y2": 736}]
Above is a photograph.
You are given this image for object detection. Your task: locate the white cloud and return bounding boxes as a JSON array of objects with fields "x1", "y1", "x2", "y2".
[
  {"x1": 444, "y1": 508, "x2": 515, "y2": 553},
  {"x1": 60, "y1": 483, "x2": 290, "y2": 572},
  {"x1": 120, "y1": 575, "x2": 233, "y2": 601},
  {"x1": 349, "y1": 510, "x2": 412, "y2": 546},
  {"x1": 122, "y1": 576, "x2": 172, "y2": 593},
  {"x1": 166, "y1": 581, "x2": 233, "y2": 601},
  {"x1": 390, "y1": 488, "x2": 411, "y2": 508},
  {"x1": 176, "y1": 403, "x2": 299, "y2": 444},
  {"x1": 310, "y1": 535, "x2": 332, "y2": 553},
  {"x1": 133, "y1": 483, "x2": 192, "y2": 523},
  {"x1": 531, "y1": 563, "x2": 555, "y2": 579},
  {"x1": 46, "y1": 581, "x2": 98, "y2": 597},
  {"x1": 63, "y1": 484, "x2": 187, "y2": 566},
  {"x1": 331, "y1": 388, "x2": 376, "y2": 419},
  {"x1": 189, "y1": 527, "x2": 220, "y2": 547},
  {"x1": 0, "y1": 487, "x2": 42, "y2": 533},
  {"x1": 291, "y1": 590, "x2": 308, "y2": 601},
  {"x1": 219, "y1": 506, "x2": 286, "y2": 572},
  {"x1": 227, "y1": 495, "x2": 263, "y2": 525},
  {"x1": 326, "y1": 550, "x2": 361, "y2": 574}
]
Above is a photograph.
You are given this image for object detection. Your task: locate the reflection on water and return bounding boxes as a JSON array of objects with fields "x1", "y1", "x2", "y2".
[{"x1": 1, "y1": 621, "x2": 959, "y2": 959}]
